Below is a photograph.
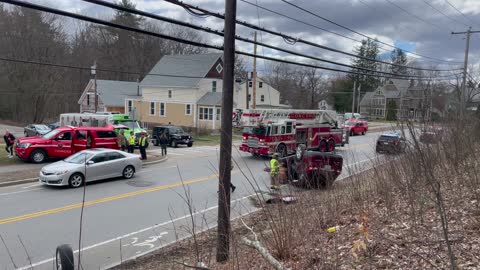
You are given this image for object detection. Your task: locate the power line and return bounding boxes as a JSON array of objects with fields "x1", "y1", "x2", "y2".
[
  {"x1": 444, "y1": 0, "x2": 480, "y2": 28},
  {"x1": 422, "y1": 0, "x2": 470, "y2": 28},
  {"x1": 84, "y1": 0, "x2": 458, "y2": 78},
  {"x1": 164, "y1": 0, "x2": 461, "y2": 72},
  {"x1": 1, "y1": 0, "x2": 459, "y2": 81},
  {"x1": 383, "y1": 0, "x2": 449, "y2": 32},
  {"x1": 279, "y1": 0, "x2": 460, "y2": 64}
]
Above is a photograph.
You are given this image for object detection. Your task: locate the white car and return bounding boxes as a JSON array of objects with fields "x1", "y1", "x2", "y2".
[{"x1": 39, "y1": 149, "x2": 142, "y2": 188}]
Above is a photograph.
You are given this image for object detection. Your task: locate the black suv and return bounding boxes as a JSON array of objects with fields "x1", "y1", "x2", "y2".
[
  {"x1": 152, "y1": 125, "x2": 194, "y2": 147},
  {"x1": 376, "y1": 132, "x2": 406, "y2": 154}
]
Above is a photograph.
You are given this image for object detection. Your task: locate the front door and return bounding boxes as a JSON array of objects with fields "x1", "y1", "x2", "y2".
[
  {"x1": 52, "y1": 131, "x2": 73, "y2": 158},
  {"x1": 73, "y1": 130, "x2": 87, "y2": 154},
  {"x1": 86, "y1": 153, "x2": 110, "y2": 182}
]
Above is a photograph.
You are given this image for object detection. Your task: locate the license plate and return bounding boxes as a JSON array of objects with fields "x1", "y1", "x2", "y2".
[{"x1": 383, "y1": 142, "x2": 389, "y2": 145}]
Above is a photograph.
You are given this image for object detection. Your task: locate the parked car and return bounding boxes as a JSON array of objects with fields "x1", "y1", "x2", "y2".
[
  {"x1": 48, "y1": 122, "x2": 61, "y2": 130},
  {"x1": 375, "y1": 132, "x2": 406, "y2": 154},
  {"x1": 267, "y1": 144, "x2": 343, "y2": 189},
  {"x1": 152, "y1": 125, "x2": 194, "y2": 147},
  {"x1": 24, "y1": 124, "x2": 52, "y2": 137},
  {"x1": 15, "y1": 126, "x2": 119, "y2": 163},
  {"x1": 39, "y1": 149, "x2": 141, "y2": 188},
  {"x1": 344, "y1": 112, "x2": 362, "y2": 120},
  {"x1": 343, "y1": 120, "x2": 368, "y2": 136},
  {"x1": 419, "y1": 127, "x2": 444, "y2": 144}
]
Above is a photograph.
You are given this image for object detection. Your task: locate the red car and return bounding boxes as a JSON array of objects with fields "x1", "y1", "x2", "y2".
[
  {"x1": 343, "y1": 119, "x2": 368, "y2": 136},
  {"x1": 267, "y1": 144, "x2": 343, "y2": 188},
  {"x1": 15, "y1": 126, "x2": 119, "y2": 163}
]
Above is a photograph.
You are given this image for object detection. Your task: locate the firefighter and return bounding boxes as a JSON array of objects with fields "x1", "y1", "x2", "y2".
[
  {"x1": 128, "y1": 131, "x2": 135, "y2": 153},
  {"x1": 270, "y1": 153, "x2": 280, "y2": 190},
  {"x1": 139, "y1": 133, "x2": 147, "y2": 160}
]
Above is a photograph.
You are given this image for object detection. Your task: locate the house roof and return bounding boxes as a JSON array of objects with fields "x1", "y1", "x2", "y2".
[
  {"x1": 78, "y1": 80, "x2": 139, "y2": 107},
  {"x1": 141, "y1": 53, "x2": 223, "y2": 88},
  {"x1": 197, "y1": 92, "x2": 223, "y2": 106},
  {"x1": 359, "y1": 91, "x2": 374, "y2": 106}
]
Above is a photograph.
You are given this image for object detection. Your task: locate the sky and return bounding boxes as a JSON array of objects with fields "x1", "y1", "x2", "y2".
[{"x1": 23, "y1": 0, "x2": 480, "y2": 76}]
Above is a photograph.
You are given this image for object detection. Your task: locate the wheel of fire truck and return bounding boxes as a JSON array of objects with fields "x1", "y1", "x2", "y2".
[
  {"x1": 350, "y1": 130, "x2": 355, "y2": 136},
  {"x1": 295, "y1": 144, "x2": 306, "y2": 162},
  {"x1": 276, "y1": 144, "x2": 288, "y2": 158},
  {"x1": 319, "y1": 140, "x2": 328, "y2": 152},
  {"x1": 327, "y1": 139, "x2": 335, "y2": 152}
]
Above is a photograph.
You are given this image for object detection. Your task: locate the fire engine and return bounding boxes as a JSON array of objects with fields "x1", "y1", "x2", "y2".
[{"x1": 239, "y1": 109, "x2": 348, "y2": 157}]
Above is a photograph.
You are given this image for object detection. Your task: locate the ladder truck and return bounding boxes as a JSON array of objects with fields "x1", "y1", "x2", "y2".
[{"x1": 239, "y1": 109, "x2": 349, "y2": 157}]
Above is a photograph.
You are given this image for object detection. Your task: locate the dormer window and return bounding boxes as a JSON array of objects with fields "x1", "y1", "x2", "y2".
[{"x1": 212, "y1": 81, "x2": 217, "y2": 92}]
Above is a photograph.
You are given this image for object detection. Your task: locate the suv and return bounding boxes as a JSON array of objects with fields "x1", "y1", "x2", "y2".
[
  {"x1": 15, "y1": 126, "x2": 119, "y2": 163},
  {"x1": 376, "y1": 132, "x2": 406, "y2": 154},
  {"x1": 343, "y1": 120, "x2": 368, "y2": 136},
  {"x1": 152, "y1": 125, "x2": 194, "y2": 148}
]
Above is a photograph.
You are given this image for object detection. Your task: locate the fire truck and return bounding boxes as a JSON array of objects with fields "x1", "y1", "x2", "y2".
[{"x1": 239, "y1": 109, "x2": 348, "y2": 157}]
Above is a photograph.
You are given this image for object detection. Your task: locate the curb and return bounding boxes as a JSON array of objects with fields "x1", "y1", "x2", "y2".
[
  {"x1": 142, "y1": 156, "x2": 168, "y2": 167},
  {"x1": 0, "y1": 177, "x2": 38, "y2": 188}
]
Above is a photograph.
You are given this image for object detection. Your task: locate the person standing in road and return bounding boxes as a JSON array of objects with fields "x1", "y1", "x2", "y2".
[
  {"x1": 118, "y1": 129, "x2": 127, "y2": 151},
  {"x1": 3, "y1": 130, "x2": 16, "y2": 158},
  {"x1": 159, "y1": 132, "x2": 168, "y2": 156},
  {"x1": 128, "y1": 131, "x2": 135, "y2": 153},
  {"x1": 230, "y1": 159, "x2": 236, "y2": 192},
  {"x1": 139, "y1": 133, "x2": 147, "y2": 160},
  {"x1": 270, "y1": 153, "x2": 280, "y2": 190}
]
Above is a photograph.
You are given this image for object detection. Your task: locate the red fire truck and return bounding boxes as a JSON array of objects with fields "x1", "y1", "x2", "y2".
[{"x1": 239, "y1": 109, "x2": 348, "y2": 157}]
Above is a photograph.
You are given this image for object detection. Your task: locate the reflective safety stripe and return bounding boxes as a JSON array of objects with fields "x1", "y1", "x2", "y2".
[{"x1": 139, "y1": 137, "x2": 146, "y2": 146}]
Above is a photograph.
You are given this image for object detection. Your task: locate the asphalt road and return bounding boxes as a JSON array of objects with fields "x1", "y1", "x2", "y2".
[{"x1": 0, "y1": 130, "x2": 387, "y2": 270}]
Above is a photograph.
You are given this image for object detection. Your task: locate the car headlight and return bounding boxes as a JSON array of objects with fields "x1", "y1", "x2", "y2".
[
  {"x1": 55, "y1": 170, "x2": 69, "y2": 175},
  {"x1": 17, "y1": 143, "x2": 31, "y2": 148}
]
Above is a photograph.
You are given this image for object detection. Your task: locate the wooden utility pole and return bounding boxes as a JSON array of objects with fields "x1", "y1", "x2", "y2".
[
  {"x1": 252, "y1": 31, "x2": 257, "y2": 109},
  {"x1": 452, "y1": 27, "x2": 480, "y2": 118},
  {"x1": 351, "y1": 80, "x2": 356, "y2": 114},
  {"x1": 216, "y1": 0, "x2": 236, "y2": 263},
  {"x1": 246, "y1": 76, "x2": 249, "y2": 109},
  {"x1": 357, "y1": 84, "x2": 362, "y2": 113}
]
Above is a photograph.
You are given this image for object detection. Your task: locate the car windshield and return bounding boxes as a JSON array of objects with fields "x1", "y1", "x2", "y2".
[
  {"x1": 379, "y1": 135, "x2": 399, "y2": 141},
  {"x1": 42, "y1": 129, "x2": 61, "y2": 139},
  {"x1": 251, "y1": 126, "x2": 268, "y2": 135},
  {"x1": 64, "y1": 152, "x2": 94, "y2": 164},
  {"x1": 120, "y1": 120, "x2": 140, "y2": 129},
  {"x1": 35, "y1": 125, "x2": 50, "y2": 131},
  {"x1": 345, "y1": 121, "x2": 356, "y2": 126},
  {"x1": 170, "y1": 127, "x2": 184, "y2": 134}
]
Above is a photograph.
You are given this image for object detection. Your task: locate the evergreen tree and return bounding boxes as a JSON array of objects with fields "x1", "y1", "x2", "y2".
[
  {"x1": 390, "y1": 48, "x2": 408, "y2": 76},
  {"x1": 349, "y1": 39, "x2": 380, "y2": 93}
]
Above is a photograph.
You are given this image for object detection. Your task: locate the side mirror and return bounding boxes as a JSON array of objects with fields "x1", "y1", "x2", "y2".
[{"x1": 86, "y1": 160, "x2": 95, "y2": 165}]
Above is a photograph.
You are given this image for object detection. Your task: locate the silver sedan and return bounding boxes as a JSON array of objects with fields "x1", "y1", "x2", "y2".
[{"x1": 39, "y1": 149, "x2": 142, "y2": 188}]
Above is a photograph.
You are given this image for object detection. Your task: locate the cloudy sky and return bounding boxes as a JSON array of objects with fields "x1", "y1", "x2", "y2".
[{"x1": 24, "y1": 0, "x2": 480, "y2": 76}]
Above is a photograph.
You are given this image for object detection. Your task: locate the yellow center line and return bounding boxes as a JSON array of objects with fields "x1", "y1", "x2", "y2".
[{"x1": 0, "y1": 171, "x2": 239, "y2": 225}]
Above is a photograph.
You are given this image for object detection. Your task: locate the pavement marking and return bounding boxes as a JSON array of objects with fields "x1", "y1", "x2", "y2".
[
  {"x1": 21, "y1": 183, "x2": 41, "y2": 189},
  {"x1": 0, "y1": 170, "x2": 239, "y2": 225},
  {"x1": 0, "y1": 188, "x2": 43, "y2": 197},
  {"x1": 15, "y1": 193, "x2": 255, "y2": 270},
  {"x1": 165, "y1": 152, "x2": 184, "y2": 156}
]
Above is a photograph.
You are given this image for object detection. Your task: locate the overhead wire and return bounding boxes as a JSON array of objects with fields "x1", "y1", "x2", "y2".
[
  {"x1": 280, "y1": 0, "x2": 459, "y2": 63},
  {"x1": 444, "y1": 0, "x2": 480, "y2": 28},
  {"x1": 422, "y1": 0, "x2": 470, "y2": 28},
  {"x1": 164, "y1": 0, "x2": 461, "y2": 72},
  {"x1": 0, "y1": 0, "x2": 460, "y2": 81}
]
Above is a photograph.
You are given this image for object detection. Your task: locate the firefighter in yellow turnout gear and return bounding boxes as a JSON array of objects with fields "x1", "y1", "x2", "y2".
[
  {"x1": 127, "y1": 131, "x2": 135, "y2": 153},
  {"x1": 270, "y1": 153, "x2": 281, "y2": 190}
]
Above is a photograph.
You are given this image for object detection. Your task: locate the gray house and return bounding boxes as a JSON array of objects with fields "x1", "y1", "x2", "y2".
[{"x1": 79, "y1": 79, "x2": 139, "y2": 113}]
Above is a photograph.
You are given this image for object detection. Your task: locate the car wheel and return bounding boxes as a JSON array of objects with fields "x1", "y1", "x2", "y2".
[
  {"x1": 350, "y1": 130, "x2": 354, "y2": 136},
  {"x1": 295, "y1": 144, "x2": 306, "y2": 162},
  {"x1": 154, "y1": 138, "x2": 159, "y2": 146},
  {"x1": 327, "y1": 139, "x2": 335, "y2": 152},
  {"x1": 172, "y1": 141, "x2": 178, "y2": 148},
  {"x1": 319, "y1": 140, "x2": 328, "y2": 152},
  {"x1": 362, "y1": 130, "x2": 366, "y2": 135},
  {"x1": 24, "y1": 131, "x2": 27, "y2": 136},
  {"x1": 35, "y1": 132, "x2": 39, "y2": 136},
  {"x1": 123, "y1": 165, "x2": 135, "y2": 179},
  {"x1": 56, "y1": 244, "x2": 74, "y2": 270},
  {"x1": 187, "y1": 142, "x2": 193, "y2": 147},
  {"x1": 68, "y1": 173, "x2": 84, "y2": 188},
  {"x1": 276, "y1": 144, "x2": 287, "y2": 157},
  {"x1": 30, "y1": 149, "x2": 46, "y2": 163}
]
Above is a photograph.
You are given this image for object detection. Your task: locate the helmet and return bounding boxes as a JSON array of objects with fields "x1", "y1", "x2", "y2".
[{"x1": 272, "y1": 153, "x2": 279, "y2": 158}]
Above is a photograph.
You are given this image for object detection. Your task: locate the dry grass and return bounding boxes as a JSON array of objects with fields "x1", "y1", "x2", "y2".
[{"x1": 114, "y1": 118, "x2": 480, "y2": 270}]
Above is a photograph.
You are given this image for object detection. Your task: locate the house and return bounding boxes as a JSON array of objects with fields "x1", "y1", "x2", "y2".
[
  {"x1": 126, "y1": 53, "x2": 226, "y2": 129},
  {"x1": 318, "y1": 99, "x2": 334, "y2": 110},
  {"x1": 359, "y1": 79, "x2": 432, "y2": 121},
  {"x1": 127, "y1": 53, "x2": 288, "y2": 130},
  {"x1": 235, "y1": 79, "x2": 288, "y2": 109},
  {"x1": 79, "y1": 79, "x2": 139, "y2": 113}
]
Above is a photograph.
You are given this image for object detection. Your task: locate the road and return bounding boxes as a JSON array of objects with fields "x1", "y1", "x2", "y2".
[{"x1": 0, "y1": 131, "x2": 385, "y2": 270}]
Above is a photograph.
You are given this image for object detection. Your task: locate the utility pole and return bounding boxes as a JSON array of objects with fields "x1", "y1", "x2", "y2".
[
  {"x1": 252, "y1": 31, "x2": 257, "y2": 109},
  {"x1": 357, "y1": 84, "x2": 362, "y2": 113},
  {"x1": 246, "y1": 76, "x2": 249, "y2": 109},
  {"x1": 452, "y1": 27, "x2": 480, "y2": 118},
  {"x1": 216, "y1": 0, "x2": 236, "y2": 263},
  {"x1": 91, "y1": 61, "x2": 97, "y2": 112},
  {"x1": 351, "y1": 80, "x2": 356, "y2": 113}
]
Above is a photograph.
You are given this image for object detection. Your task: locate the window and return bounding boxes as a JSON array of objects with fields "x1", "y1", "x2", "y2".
[
  {"x1": 281, "y1": 126, "x2": 286, "y2": 134},
  {"x1": 248, "y1": 81, "x2": 253, "y2": 88},
  {"x1": 259, "y1": 82, "x2": 263, "y2": 88},
  {"x1": 87, "y1": 94, "x2": 90, "y2": 106},
  {"x1": 168, "y1": 90, "x2": 172, "y2": 98},
  {"x1": 286, "y1": 122, "x2": 293, "y2": 134},
  {"x1": 159, "y1": 102, "x2": 166, "y2": 116},
  {"x1": 272, "y1": 126, "x2": 278, "y2": 135},
  {"x1": 212, "y1": 81, "x2": 217, "y2": 92},
  {"x1": 75, "y1": 130, "x2": 87, "y2": 140},
  {"x1": 56, "y1": 132, "x2": 72, "y2": 141},
  {"x1": 90, "y1": 153, "x2": 108, "y2": 163},
  {"x1": 108, "y1": 152, "x2": 125, "y2": 161},
  {"x1": 185, "y1": 104, "x2": 192, "y2": 115},
  {"x1": 248, "y1": 94, "x2": 251, "y2": 101},
  {"x1": 150, "y1": 102, "x2": 155, "y2": 115},
  {"x1": 216, "y1": 108, "x2": 221, "y2": 120},
  {"x1": 96, "y1": 131, "x2": 117, "y2": 138},
  {"x1": 260, "y1": 95, "x2": 265, "y2": 102},
  {"x1": 199, "y1": 107, "x2": 214, "y2": 120},
  {"x1": 127, "y1": 100, "x2": 132, "y2": 112}
]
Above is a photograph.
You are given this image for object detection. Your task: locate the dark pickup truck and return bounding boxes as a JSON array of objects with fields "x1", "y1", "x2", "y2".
[{"x1": 268, "y1": 144, "x2": 343, "y2": 188}]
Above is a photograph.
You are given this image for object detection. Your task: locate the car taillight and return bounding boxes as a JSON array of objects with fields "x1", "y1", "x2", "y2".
[
  {"x1": 307, "y1": 166, "x2": 318, "y2": 171},
  {"x1": 394, "y1": 141, "x2": 398, "y2": 145}
]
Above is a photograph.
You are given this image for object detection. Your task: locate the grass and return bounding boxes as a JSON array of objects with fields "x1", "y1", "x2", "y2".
[
  {"x1": 193, "y1": 134, "x2": 243, "y2": 146},
  {"x1": 0, "y1": 154, "x2": 23, "y2": 166}
]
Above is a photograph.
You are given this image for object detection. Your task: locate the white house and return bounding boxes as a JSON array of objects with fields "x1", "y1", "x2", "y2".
[{"x1": 235, "y1": 79, "x2": 288, "y2": 109}]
